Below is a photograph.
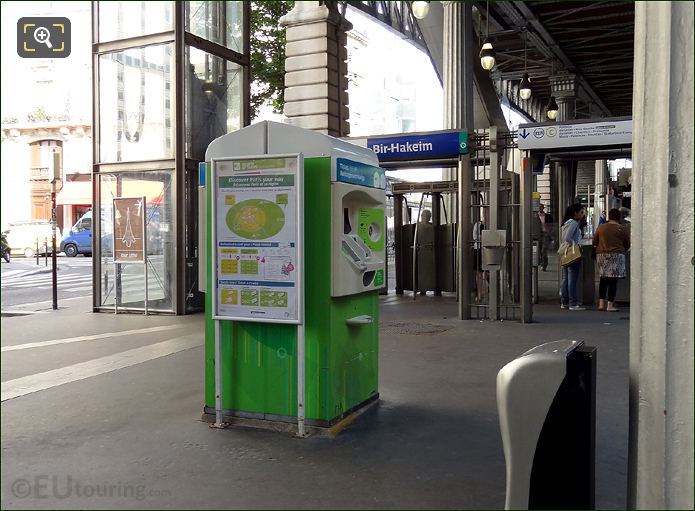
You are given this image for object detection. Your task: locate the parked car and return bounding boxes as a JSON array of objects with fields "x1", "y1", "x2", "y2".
[
  {"x1": 60, "y1": 211, "x2": 93, "y2": 257},
  {"x1": 5, "y1": 221, "x2": 62, "y2": 258}
]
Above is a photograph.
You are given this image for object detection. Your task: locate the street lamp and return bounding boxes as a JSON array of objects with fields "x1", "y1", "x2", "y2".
[
  {"x1": 412, "y1": 1, "x2": 430, "y2": 19},
  {"x1": 546, "y1": 96, "x2": 559, "y2": 120}
]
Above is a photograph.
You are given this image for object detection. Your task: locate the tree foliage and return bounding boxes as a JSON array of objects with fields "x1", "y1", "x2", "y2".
[{"x1": 250, "y1": 1, "x2": 295, "y2": 121}]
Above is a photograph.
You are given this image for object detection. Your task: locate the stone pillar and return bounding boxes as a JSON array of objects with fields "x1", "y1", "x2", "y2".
[
  {"x1": 442, "y1": 1, "x2": 474, "y2": 319},
  {"x1": 442, "y1": 1, "x2": 474, "y2": 131},
  {"x1": 280, "y1": 1, "x2": 351, "y2": 137},
  {"x1": 552, "y1": 74, "x2": 578, "y2": 220},
  {"x1": 441, "y1": 1, "x2": 462, "y2": 230},
  {"x1": 628, "y1": 2, "x2": 694, "y2": 509}
]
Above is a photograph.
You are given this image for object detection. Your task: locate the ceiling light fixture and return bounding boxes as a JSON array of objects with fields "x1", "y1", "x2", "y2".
[
  {"x1": 519, "y1": 31, "x2": 532, "y2": 100},
  {"x1": 479, "y1": 1, "x2": 496, "y2": 70},
  {"x1": 546, "y1": 96, "x2": 559, "y2": 120},
  {"x1": 411, "y1": 1, "x2": 430, "y2": 19}
]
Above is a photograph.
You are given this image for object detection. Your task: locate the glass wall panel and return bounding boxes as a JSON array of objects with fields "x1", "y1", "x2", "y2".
[
  {"x1": 98, "y1": 1, "x2": 174, "y2": 42},
  {"x1": 99, "y1": 44, "x2": 174, "y2": 163},
  {"x1": 99, "y1": 170, "x2": 176, "y2": 312},
  {"x1": 185, "y1": 47, "x2": 243, "y2": 160},
  {"x1": 186, "y1": 1, "x2": 244, "y2": 54}
]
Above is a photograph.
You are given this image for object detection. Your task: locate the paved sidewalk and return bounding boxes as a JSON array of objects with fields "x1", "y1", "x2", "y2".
[{"x1": 1, "y1": 294, "x2": 629, "y2": 509}]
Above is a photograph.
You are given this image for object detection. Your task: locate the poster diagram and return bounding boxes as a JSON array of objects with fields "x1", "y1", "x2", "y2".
[
  {"x1": 213, "y1": 156, "x2": 302, "y2": 323},
  {"x1": 226, "y1": 198, "x2": 285, "y2": 240}
]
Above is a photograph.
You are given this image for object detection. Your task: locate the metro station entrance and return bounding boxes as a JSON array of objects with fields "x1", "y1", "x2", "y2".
[
  {"x1": 352, "y1": 128, "x2": 524, "y2": 321},
  {"x1": 517, "y1": 117, "x2": 633, "y2": 320}
]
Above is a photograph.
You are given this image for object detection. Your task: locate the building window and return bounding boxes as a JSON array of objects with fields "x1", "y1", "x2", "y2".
[
  {"x1": 98, "y1": 44, "x2": 175, "y2": 163},
  {"x1": 185, "y1": 46, "x2": 243, "y2": 160},
  {"x1": 186, "y1": 1, "x2": 244, "y2": 54},
  {"x1": 29, "y1": 140, "x2": 62, "y2": 181},
  {"x1": 98, "y1": 1, "x2": 174, "y2": 43}
]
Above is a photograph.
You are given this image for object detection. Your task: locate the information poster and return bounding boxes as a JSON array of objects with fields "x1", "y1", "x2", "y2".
[
  {"x1": 113, "y1": 197, "x2": 145, "y2": 263},
  {"x1": 213, "y1": 155, "x2": 302, "y2": 323}
]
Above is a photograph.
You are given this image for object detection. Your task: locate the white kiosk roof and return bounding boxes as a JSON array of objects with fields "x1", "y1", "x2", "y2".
[{"x1": 206, "y1": 121, "x2": 379, "y2": 168}]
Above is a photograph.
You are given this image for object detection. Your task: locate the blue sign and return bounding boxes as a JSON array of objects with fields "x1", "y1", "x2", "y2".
[
  {"x1": 367, "y1": 131, "x2": 468, "y2": 162},
  {"x1": 336, "y1": 158, "x2": 385, "y2": 189},
  {"x1": 198, "y1": 162, "x2": 206, "y2": 186}
]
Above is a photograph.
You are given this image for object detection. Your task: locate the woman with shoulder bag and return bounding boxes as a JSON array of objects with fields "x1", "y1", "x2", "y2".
[{"x1": 558, "y1": 204, "x2": 586, "y2": 311}]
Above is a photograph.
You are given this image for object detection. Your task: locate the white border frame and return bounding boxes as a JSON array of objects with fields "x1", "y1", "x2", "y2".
[{"x1": 210, "y1": 154, "x2": 304, "y2": 325}]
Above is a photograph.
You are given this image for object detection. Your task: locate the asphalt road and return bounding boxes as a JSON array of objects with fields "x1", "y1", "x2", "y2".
[{"x1": 0, "y1": 255, "x2": 93, "y2": 309}]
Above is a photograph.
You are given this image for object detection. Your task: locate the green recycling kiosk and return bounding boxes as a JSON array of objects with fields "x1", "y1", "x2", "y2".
[{"x1": 201, "y1": 121, "x2": 385, "y2": 434}]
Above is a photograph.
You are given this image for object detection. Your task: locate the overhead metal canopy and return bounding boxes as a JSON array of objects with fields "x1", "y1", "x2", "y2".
[
  {"x1": 337, "y1": 1, "x2": 634, "y2": 124},
  {"x1": 338, "y1": 1, "x2": 428, "y2": 50},
  {"x1": 482, "y1": 1, "x2": 635, "y2": 120}
]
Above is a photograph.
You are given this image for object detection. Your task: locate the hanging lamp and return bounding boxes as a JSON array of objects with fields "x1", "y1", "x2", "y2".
[
  {"x1": 479, "y1": 1, "x2": 496, "y2": 70},
  {"x1": 519, "y1": 31, "x2": 532, "y2": 100},
  {"x1": 412, "y1": 1, "x2": 430, "y2": 19}
]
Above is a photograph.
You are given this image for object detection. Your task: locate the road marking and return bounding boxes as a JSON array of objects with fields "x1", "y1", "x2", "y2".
[
  {"x1": 65, "y1": 286, "x2": 92, "y2": 292},
  {"x1": 1, "y1": 269, "x2": 32, "y2": 278},
  {"x1": 1, "y1": 334, "x2": 202, "y2": 402},
  {"x1": 3, "y1": 276, "x2": 92, "y2": 288},
  {"x1": 1, "y1": 324, "x2": 184, "y2": 352},
  {"x1": 0, "y1": 295, "x2": 87, "y2": 311}
]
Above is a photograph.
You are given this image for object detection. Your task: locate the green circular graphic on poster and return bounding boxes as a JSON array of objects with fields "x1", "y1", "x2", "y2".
[{"x1": 227, "y1": 199, "x2": 285, "y2": 239}]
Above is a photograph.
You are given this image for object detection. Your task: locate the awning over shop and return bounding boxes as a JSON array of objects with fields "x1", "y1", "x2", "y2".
[{"x1": 57, "y1": 180, "x2": 92, "y2": 206}]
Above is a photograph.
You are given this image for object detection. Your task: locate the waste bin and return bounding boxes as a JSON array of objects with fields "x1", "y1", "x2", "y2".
[{"x1": 497, "y1": 340, "x2": 596, "y2": 510}]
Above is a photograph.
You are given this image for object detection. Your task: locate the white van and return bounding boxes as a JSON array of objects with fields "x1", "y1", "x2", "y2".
[{"x1": 5, "y1": 221, "x2": 63, "y2": 258}]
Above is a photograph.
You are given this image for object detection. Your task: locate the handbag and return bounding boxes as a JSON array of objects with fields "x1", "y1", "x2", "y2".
[{"x1": 560, "y1": 243, "x2": 582, "y2": 267}]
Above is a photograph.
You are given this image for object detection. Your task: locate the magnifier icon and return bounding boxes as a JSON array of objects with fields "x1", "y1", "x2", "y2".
[{"x1": 34, "y1": 26, "x2": 52, "y2": 49}]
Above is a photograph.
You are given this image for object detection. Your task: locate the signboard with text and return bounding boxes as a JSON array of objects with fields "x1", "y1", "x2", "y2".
[
  {"x1": 367, "y1": 130, "x2": 468, "y2": 162},
  {"x1": 517, "y1": 118, "x2": 632, "y2": 150},
  {"x1": 113, "y1": 197, "x2": 145, "y2": 264},
  {"x1": 212, "y1": 155, "x2": 303, "y2": 324},
  {"x1": 335, "y1": 158, "x2": 386, "y2": 189}
]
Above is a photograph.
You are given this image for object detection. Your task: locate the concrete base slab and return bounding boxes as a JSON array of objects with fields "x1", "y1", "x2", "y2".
[{"x1": 201, "y1": 397, "x2": 380, "y2": 439}]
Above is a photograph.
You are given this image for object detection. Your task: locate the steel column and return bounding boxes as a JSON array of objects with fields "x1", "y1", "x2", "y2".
[
  {"x1": 432, "y1": 193, "x2": 442, "y2": 296},
  {"x1": 174, "y1": 2, "x2": 186, "y2": 314},
  {"x1": 458, "y1": 156, "x2": 472, "y2": 320},
  {"x1": 489, "y1": 126, "x2": 499, "y2": 320},
  {"x1": 520, "y1": 153, "x2": 533, "y2": 323},
  {"x1": 394, "y1": 195, "x2": 404, "y2": 295}
]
